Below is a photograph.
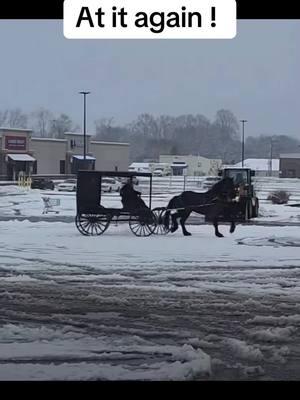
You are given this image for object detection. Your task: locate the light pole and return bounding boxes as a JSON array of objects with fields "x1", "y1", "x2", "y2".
[
  {"x1": 270, "y1": 136, "x2": 276, "y2": 176},
  {"x1": 79, "y1": 91, "x2": 90, "y2": 161},
  {"x1": 240, "y1": 120, "x2": 247, "y2": 167}
]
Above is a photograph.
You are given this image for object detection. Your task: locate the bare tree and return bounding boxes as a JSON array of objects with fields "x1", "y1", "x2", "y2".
[
  {"x1": 0, "y1": 110, "x2": 9, "y2": 126},
  {"x1": 50, "y1": 114, "x2": 77, "y2": 139},
  {"x1": 8, "y1": 108, "x2": 28, "y2": 128},
  {"x1": 0, "y1": 108, "x2": 28, "y2": 129},
  {"x1": 30, "y1": 108, "x2": 54, "y2": 137},
  {"x1": 214, "y1": 109, "x2": 239, "y2": 140},
  {"x1": 245, "y1": 134, "x2": 300, "y2": 159},
  {"x1": 94, "y1": 117, "x2": 115, "y2": 139},
  {"x1": 129, "y1": 114, "x2": 159, "y2": 139}
]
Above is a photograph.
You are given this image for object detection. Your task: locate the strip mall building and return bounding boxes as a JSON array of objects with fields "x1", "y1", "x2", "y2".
[{"x1": 0, "y1": 128, "x2": 129, "y2": 180}]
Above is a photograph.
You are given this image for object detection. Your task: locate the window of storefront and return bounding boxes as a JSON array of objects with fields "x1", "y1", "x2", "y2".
[
  {"x1": 60, "y1": 160, "x2": 65, "y2": 174},
  {"x1": 33, "y1": 161, "x2": 37, "y2": 174}
]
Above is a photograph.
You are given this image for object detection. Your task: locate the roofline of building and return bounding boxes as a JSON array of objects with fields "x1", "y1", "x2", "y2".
[
  {"x1": 280, "y1": 153, "x2": 300, "y2": 158},
  {"x1": 160, "y1": 154, "x2": 222, "y2": 160},
  {"x1": 31, "y1": 137, "x2": 66, "y2": 142},
  {"x1": 236, "y1": 158, "x2": 280, "y2": 161},
  {"x1": 64, "y1": 132, "x2": 93, "y2": 137},
  {"x1": 0, "y1": 127, "x2": 32, "y2": 132},
  {"x1": 91, "y1": 141, "x2": 129, "y2": 146}
]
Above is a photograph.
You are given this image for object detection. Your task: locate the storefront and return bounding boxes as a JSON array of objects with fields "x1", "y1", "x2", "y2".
[
  {"x1": 0, "y1": 128, "x2": 129, "y2": 180},
  {"x1": 5, "y1": 153, "x2": 36, "y2": 180},
  {"x1": 0, "y1": 128, "x2": 36, "y2": 180},
  {"x1": 279, "y1": 154, "x2": 300, "y2": 178}
]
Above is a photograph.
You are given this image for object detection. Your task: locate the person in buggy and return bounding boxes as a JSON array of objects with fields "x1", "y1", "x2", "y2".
[{"x1": 120, "y1": 179, "x2": 147, "y2": 211}]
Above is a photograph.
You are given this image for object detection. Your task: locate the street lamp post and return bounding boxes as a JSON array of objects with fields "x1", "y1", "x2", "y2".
[
  {"x1": 270, "y1": 137, "x2": 276, "y2": 177},
  {"x1": 79, "y1": 91, "x2": 90, "y2": 162},
  {"x1": 240, "y1": 120, "x2": 247, "y2": 167}
]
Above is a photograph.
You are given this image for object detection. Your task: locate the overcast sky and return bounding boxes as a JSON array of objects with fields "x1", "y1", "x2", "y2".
[{"x1": 0, "y1": 20, "x2": 299, "y2": 137}]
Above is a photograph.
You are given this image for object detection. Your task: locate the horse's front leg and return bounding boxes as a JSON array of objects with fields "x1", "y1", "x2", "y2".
[
  {"x1": 230, "y1": 220, "x2": 236, "y2": 234},
  {"x1": 180, "y1": 211, "x2": 192, "y2": 236},
  {"x1": 226, "y1": 205, "x2": 237, "y2": 234},
  {"x1": 213, "y1": 217, "x2": 224, "y2": 238}
]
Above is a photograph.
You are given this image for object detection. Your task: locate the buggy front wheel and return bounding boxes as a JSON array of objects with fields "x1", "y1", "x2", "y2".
[
  {"x1": 129, "y1": 212, "x2": 156, "y2": 237},
  {"x1": 75, "y1": 213, "x2": 111, "y2": 236},
  {"x1": 152, "y1": 207, "x2": 170, "y2": 235}
]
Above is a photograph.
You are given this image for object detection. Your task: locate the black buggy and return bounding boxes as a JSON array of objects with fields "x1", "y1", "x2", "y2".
[{"x1": 75, "y1": 170, "x2": 164, "y2": 237}]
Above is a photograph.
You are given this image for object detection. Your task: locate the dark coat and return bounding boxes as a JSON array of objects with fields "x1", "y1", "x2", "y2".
[{"x1": 120, "y1": 183, "x2": 146, "y2": 210}]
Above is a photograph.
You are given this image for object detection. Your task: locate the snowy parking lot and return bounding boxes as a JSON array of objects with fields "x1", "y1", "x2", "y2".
[{"x1": 0, "y1": 178, "x2": 300, "y2": 380}]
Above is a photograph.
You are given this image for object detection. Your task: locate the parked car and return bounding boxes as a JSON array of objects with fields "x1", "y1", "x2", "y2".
[
  {"x1": 56, "y1": 179, "x2": 77, "y2": 192},
  {"x1": 31, "y1": 178, "x2": 55, "y2": 190},
  {"x1": 153, "y1": 168, "x2": 164, "y2": 177},
  {"x1": 128, "y1": 166, "x2": 151, "y2": 174},
  {"x1": 152, "y1": 164, "x2": 172, "y2": 177},
  {"x1": 102, "y1": 177, "x2": 122, "y2": 193},
  {"x1": 201, "y1": 176, "x2": 221, "y2": 190}
]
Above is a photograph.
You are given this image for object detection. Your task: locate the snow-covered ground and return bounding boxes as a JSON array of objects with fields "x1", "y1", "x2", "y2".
[{"x1": 0, "y1": 177, "x2": 300, "y2": 380}]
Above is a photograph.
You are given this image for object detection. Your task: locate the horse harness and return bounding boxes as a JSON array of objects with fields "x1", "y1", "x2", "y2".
[{"x1": 169, "y1": 193, "x2": 236, "y2": 213}]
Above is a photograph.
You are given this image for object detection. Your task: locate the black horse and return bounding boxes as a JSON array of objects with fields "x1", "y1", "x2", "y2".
[{"x1": 163, "y1": 177, "x2": 238, "y2": 237}]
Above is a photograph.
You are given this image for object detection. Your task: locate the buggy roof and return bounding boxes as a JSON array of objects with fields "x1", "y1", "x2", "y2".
[{"x1": 77, "y1": 170, "x2": 152, "y2": 178}]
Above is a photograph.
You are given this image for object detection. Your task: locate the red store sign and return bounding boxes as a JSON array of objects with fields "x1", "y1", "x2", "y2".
[{"x1": 5, "y1": 136, "x2": 27, "y2": 151}]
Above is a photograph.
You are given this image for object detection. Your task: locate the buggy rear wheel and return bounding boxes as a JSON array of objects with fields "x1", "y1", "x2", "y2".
[
  {"x1": 129, "y1": 210, "x2": 156, "y2": 237},
  {"x1": 152, "y1": 207, "x2": 170, "y2": 235},
  {"x1": 75, "y1": 213, "x2": 111, "y2": 236}
]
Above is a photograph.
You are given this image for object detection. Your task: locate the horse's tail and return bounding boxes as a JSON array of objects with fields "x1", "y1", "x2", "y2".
[{"x1": 164, "y1": 197, "x2": 177, "y2": 229}]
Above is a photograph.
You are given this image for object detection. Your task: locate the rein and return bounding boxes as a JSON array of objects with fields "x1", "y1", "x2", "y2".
[{"x1": 167, "y1": 198, "x2": 236, "y2": 213}]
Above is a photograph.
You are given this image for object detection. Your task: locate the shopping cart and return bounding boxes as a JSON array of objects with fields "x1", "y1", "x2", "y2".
[{"x1": 42, "y1": 197, "x2": 60, "y2": 214}]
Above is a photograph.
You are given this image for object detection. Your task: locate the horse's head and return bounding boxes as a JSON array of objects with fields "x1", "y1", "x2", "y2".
[{"x1": 210, "y1": 177, "x2": 237, "y2": 201}]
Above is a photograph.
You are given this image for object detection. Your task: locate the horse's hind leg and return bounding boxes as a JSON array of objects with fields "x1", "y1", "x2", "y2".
[
  {"x1": 170, "y1": 213, "x2": 179, "y2": 233},
  {"x1": 213, "y1": 218, "x2": 224, "y2": 238},
  {"x1": 180, "y1": 212, "x2": 192, "y2": 236}
]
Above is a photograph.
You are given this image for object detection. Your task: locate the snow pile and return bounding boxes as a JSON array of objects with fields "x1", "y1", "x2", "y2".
[
  {"x1": 0, "y1": 340, "x2": 211, "y2": 381},
  {"x1": 246, "y1": 315, "x2": 300, "y2": 327},
  {"x1": 240, "y1": 365, "x2": 265, "y2": 378},
  {"x1": 0, "y1": 324, "x2": 85, "y2": 343},
  {"x1": 247, "y1": 327, "x2": 297, "y2": 343},
  {"x1": 224, "y1": 338, "x2": 264, "y2": 361},
  {"x1": 268, "y1": 346, "x2": 290, "y2": 364}
]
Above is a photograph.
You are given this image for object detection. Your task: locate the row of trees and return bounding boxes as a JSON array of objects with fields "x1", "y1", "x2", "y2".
[
  {"x1": 0, "y1": 108, "x2": 79, "y2": 139},
  {"x1": 94, "y1": 110, "x2": 299, "y2": 163},
  {"x1": 1, "y1": 107, "x2": 299, "y2": 163}
]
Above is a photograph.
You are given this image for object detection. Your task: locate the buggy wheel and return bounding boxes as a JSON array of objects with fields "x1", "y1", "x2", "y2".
[
  {"x1": 152, "y1": 207, "x2": 170, "y2": 235},
  {"x1": 75, "y1": 213, "x2": 111, "y2": 236},
  {"x1": 129, "y1": 211, "x2": 156, "y2": 237}
]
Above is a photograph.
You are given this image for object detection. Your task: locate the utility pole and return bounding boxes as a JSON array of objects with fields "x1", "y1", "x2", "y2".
[
  {"x1": 240, "y1": 120, "x2": 247, "y2": 167},
  {"x1": 270, "y1": 137, "x2": 276, "y2": 177},
  {"x1": 79, "y1": 91, "x2": 91, "y2": 161}
]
